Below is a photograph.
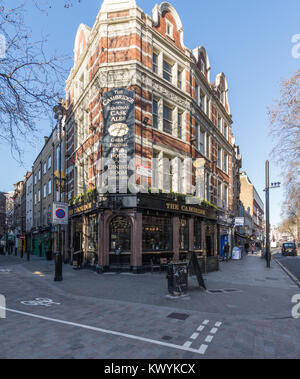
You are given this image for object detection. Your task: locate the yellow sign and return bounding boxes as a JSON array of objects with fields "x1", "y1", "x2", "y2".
[
  {"x1": 166, "y1": 203, "x2": 206, "y2": 216},
  {"x1": 69, "y1": 203, "x2": 92, "y2": 216}
]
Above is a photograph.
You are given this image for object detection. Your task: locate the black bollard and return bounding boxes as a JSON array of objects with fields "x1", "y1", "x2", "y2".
[
  {"x1": 54, "y1": 252, "x2": 63, "y2": 282},
  {"x1": 27, "y1": 250, "x2": 30, "y2": 262}
]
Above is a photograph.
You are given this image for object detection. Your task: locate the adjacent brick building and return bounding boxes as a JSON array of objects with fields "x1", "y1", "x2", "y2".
[
  {"x1": 240, "y1": 171, "x2": 264, "y2": 244},
  {"x1": 64, "y1": 0, "x2": 241, "y2": 272},
  {"x1": 31, "y1": 128, "x2": 66, "y2": 258}
]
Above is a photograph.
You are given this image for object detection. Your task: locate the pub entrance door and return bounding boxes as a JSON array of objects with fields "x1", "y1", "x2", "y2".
[
  {"x1": 109, "y1": 216, "x2": 131, "y2": 269},
  {"x1": 73, "y1": 219, "x2": 83, "y2": 254}
]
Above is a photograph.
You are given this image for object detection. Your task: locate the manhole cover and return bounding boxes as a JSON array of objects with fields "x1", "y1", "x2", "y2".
[{"x1": 167, "y1": 313, "x2": 190, "y2": 320}]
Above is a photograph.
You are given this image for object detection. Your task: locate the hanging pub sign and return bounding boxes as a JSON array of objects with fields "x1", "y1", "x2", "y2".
[{"x1": 102, "y1": 88, "x2": 135, "y2": 194}]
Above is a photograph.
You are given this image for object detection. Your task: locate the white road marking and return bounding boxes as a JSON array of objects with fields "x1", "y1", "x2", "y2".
[
  {"x1": 210, "y1": 328, "x2": 218, "y2": 334},
  {"x1": 215, "y1": 322, "x2": 222, "y2": 327},
  {"x1": 190, "y1": 333, "x2": 199, "y2": 340},
  {"x1": 0, "y1": 306, "x2": 208, "y2": 355},
  {"x1": 197, "y1": 325, "x2": 205, "y2": 332},
  {"x1": 205, "y1": 335, "x2": 214, "y2": 343},
  {"x1": 183, "y1": 341, "x2": 192, "y2": 348},
  {"x1": 202, "y1": 320, "x2": 209, "y2": 325},
  {"x1": 198, "y1": 344, "x2": 208, "y2": 354}
]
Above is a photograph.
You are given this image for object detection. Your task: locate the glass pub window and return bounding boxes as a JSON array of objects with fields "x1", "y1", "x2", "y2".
[
  {"x1": 142, "y1": 216, "x2": 173, "y2": 251},
  {"x1": 110, "y1": 216, "x2": 131, "y2": 252},
  {"x1": 152, "y1": 99, "x2": 158, "y2": 129},
  {"x1": 163, "y1": 60, "x2": 172, "y2": 82},
  {"x1": 163, "y1": 105, "x2": 173, "y2": 134},
  {"x1": 88, "y1": 215, "x2": 98, "y2": 252},
  {"x1": 194, "y1": 219, "x2": 202, "y2": 250}
]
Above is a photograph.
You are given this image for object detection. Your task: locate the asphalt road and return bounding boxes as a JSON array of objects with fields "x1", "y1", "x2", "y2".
[{"x1": 273, "y1": 251, "x2": 300, "y2": 284}]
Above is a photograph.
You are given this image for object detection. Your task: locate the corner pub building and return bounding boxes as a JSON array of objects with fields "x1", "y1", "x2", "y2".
[{"x1": 64, "y1": 0, "x2": 241, "y2": 273}]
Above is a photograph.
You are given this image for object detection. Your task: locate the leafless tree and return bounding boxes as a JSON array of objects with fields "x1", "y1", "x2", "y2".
[
  {"x1": 269, "y1": 70, "x2": 300, "y2": 221},
  {"x1": 278, "y1": 217, "x2": 297, "y2": 242},
  {"x1": 0, "y1": 1, "x2": 70, "y2": 159}
]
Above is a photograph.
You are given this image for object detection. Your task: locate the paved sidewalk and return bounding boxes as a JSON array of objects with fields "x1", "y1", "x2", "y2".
[{"x1": 0, "y1": 253, "x2": 299, "y2": 359}]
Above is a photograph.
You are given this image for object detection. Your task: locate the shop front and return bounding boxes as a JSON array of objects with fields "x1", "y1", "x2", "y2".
[
  {"x1": 217, "y1": 211, "x2": 234, "y2": 258},
  {"x1": 68, "y1": 194, "x2": 219, "y2": 273}
]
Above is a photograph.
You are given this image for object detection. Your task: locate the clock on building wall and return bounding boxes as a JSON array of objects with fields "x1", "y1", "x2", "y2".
[{"x1": 108, "y1": 123, "x2": 129, "y2": 137}]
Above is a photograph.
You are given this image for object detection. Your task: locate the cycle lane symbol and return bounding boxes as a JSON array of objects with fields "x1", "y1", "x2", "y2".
[{"x1": 21, "y1": 298, "x2": 61, "y2": 307}]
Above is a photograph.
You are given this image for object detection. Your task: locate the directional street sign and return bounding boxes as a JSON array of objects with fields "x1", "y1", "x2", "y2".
[{"x1": 53, "y1": 202, "x2": 69, "y2": 225}]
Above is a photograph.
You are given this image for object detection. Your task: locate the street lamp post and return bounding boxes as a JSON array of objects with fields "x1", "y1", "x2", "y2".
[
  {"x1": 53, "y1": 99, "x2": 65, "y2": 282},
  {"x1": 264, "y1": 160, "x2": 280, "y2": 268}
]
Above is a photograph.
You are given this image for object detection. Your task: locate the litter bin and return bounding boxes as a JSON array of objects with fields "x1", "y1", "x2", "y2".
[
  {"x1": 167, "y1": 262, "x2": 188, "y2": 296},
  {"x1": 72, "y1": 251, "x2": 82, "y2": 270}
]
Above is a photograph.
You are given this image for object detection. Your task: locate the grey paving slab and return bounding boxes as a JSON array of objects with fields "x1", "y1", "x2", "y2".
[{"x1": 0, "y1": 253, "x2": 299, "y2": 359}]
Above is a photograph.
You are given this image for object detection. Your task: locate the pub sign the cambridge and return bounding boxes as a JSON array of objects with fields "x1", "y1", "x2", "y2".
[{"x1": 102, "y1": 88, "x2": 135, "y2": 193}]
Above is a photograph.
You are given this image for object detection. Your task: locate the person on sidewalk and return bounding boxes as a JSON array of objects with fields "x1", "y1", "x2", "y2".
[{"x1": 223, "y1": 242, "x2": 230, "y2": 262}]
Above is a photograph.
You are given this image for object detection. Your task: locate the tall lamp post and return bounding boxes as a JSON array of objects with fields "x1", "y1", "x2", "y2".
[
  {"x1": 264, "y1": 160, "x2": 280, "y2": 268},
  {"x1": 53, "y1": 99, "x2": 65, "y2": 281}
]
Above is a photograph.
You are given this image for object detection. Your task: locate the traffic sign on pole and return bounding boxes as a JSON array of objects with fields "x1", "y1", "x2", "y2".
[{"x1": 53, "y1": 203, "x2": 69, "y2": 225}]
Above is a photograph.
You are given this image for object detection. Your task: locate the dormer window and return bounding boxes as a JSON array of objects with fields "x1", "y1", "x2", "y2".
[{"x1": 166, "y1": 20, "x2": 174, "y2": 39}]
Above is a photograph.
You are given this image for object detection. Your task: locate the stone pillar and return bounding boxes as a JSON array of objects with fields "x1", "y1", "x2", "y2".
[
  {"x1": 82, "y1": 214, "x2": 88, "y2": 263},
  {"x1": 70, "y1": 218, "x2": 74, "y2": 262},
  {"x1": 201, "y1": 220, "x2": 206, "y2": 256},
  {"x1": 103, "y1": 211, "x2": 112, "y2": 269},
  {"x1": 189, "y1": 217, "x2": 194, "y2": 251},
  {"x1": 97, "y1": 211, "x2": 106, "y2": 273},
  {"x1": 132, "y1": 212, "x2": 143, "y2": 273},
  {"x1": 213, "y1": 223, "x2": 218, "y2": 256},
  {"x1": 173, "y1": 216, "x2": 180, "y2": 261}
]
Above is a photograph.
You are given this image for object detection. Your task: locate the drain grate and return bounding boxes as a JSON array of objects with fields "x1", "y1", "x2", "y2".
[
  {"x1": 167, "y1": 312, "x2": 190, "y2": 320},
  {"x1": 162, "y1": 335, "x2": 173, "y2": 341}
]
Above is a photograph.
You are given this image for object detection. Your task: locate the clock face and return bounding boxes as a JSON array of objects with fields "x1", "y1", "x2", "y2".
[{"x1": 108, "y1": 123, "x2": 129, "y2": 137}]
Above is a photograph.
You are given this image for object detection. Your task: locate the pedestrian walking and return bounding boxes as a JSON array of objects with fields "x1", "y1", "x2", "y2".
[
  {"x1": 223, "y1": 242, "x2": 230, "y2": 262},
  {"x1": 251, "y1": 243, "x2": 255, "y2": 255}
]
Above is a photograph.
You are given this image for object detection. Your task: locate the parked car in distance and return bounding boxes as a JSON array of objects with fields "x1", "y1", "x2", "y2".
[{"x1": 282, "y1": 242, "x2": 297, "y2": 256}]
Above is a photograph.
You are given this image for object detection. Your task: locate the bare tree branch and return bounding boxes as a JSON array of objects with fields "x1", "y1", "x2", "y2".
[
  {"x1": 269, "y1": 70, "x2": 300, "y2": 220},
  {"x1": 0, "y1": 0, "x2": 71, "y2": 161}
]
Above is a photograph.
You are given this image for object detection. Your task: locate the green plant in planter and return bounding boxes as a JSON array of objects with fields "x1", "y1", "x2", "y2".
[{"x1": 69, "y1": 197, "x2": 75, "y2": 206}]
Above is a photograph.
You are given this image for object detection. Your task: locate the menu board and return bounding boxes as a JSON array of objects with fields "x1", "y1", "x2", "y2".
[{"x1": 102, "y1": 88, "x2": 135, "y2": 193}]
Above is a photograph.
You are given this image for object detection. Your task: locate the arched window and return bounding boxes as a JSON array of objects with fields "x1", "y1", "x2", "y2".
[{"x1": 110, "y1": 216, "x2": 131, "y2": 252}]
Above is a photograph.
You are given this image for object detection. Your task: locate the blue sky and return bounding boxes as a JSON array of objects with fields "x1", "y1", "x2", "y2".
[{"x1": 1, "y1": 0, "x2": 299, "y2": 226}]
